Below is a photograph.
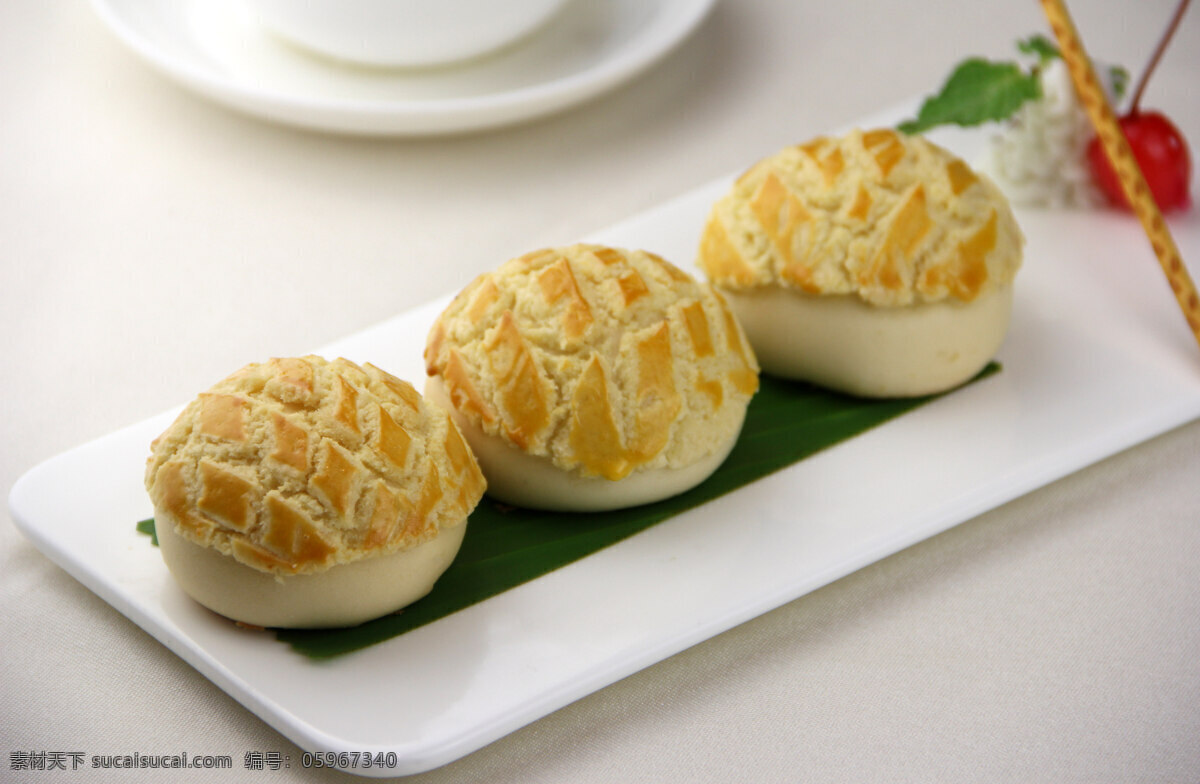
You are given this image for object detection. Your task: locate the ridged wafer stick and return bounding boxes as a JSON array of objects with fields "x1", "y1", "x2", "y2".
[{"x1": 1039, "y1": 0, "x2": 1200, "y2": 351}]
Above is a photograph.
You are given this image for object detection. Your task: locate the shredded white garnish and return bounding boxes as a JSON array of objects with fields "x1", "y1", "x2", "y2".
[{"x1": 978, "y1": 59, "x2": 1117, "y2": 209}]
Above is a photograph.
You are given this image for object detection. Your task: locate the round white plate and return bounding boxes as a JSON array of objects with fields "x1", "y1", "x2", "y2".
[{"x1": 90, "y1": 0, "x2": 719, "y2": 136}]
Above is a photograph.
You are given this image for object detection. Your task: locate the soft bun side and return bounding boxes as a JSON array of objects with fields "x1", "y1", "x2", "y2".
[
  {"x1": 722, "y1": 283, "x2": 1013, "y2": 397},
  {"x1": 157, "y1": 513, "x2": 466, "y2": 628}
]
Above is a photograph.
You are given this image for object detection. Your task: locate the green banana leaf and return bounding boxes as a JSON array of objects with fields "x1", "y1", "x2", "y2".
[{"x1": 139, "y1": 364, "x2": 997, "y2": 659}]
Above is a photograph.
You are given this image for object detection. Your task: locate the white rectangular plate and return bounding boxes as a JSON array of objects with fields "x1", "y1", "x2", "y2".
[{"x1": 11, "y1": 122, "x2": 1200, "y2": 777}]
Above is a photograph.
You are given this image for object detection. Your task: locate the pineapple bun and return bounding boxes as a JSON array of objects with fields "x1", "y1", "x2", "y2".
[
  {"x1": 145, "y1": 355, "x2": 485, "y2": 628},
  {"x1": 424, "y1": 244, "x2": 759, "y2": 511},
  {"x1": 698, "y1": 128, "x2": 1024, "y2": 397}
]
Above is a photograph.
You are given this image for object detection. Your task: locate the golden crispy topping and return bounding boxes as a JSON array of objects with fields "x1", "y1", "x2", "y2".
[
  {"x1": 798, "y1": 137, "x2": 829, "y2": 159},
  {"x1": 230, "y1": 538, "x2": 293, "y2": 572},
  {"x1": 751, "y1": 173, "x2": 812, "y2": 270},
  {"x1": 443, "y1": 349, "x2": 497, "y2": 426},
  {"x1": 780, "y1": 260, "x2": 820, "y2": 293},
  {"x1": 946, "y1": 158, "x2": 978, "y2": 195},
  {"x1": 442, "y1": 413, "x2": 473, "y2": 477},
  {"x1": 847, "y1": 183, "x2": 873, "y2": 220},
  {"x1": 367, "y1": 363, "x2": 421, "y2": 413},
  {"x1": 863, "y1": 128, "x2": 905, "y2": 178},
  {"x1": 630, "y1": 322, "x2": 681, "y2": 461},
  {"x1": 262, "y1": 492, "x2": 335, "y2": 571},
  {"x1": 699, "y1": 217, "x2": 759, "y2": 287},
  {"x1": 364, "y1": 481, "x2": 411, "y2": 549},
  {"x1": 158, "y1": 461, "x2": 216, "y2": 541},
  {"x1": 646, "y1": 251, "x2": 692, "y2": 283},
  {"x1": 697, "y1": 129, "x2": 1022, "y2": 307},
  {"x1": 424, "y1": 321, "x2": 447, "y2": 376},
  {"x1": 536, "y1": 257, "x2": 593, "y2": 339},
  {"x1": 617, "y1": 270, "x2": 650, "y2": 307},
  {"x1": 697, "y1": 376, "x2": 724, "y2": 409},
  {"x1": 512, "y1": 248, "x2": 558, "y2": 271},
  {"x1": 404, "y1": 463, "x2": 443, "y2": 540},
  {"x1": 818, "y1": 147, "x2": 845, "y2": 185},
  {"x1": 265, "y1": 357, "x2": 314, "y2": 403},
  {"x1": 860, "y1": 184, "x2": 932, "y2": 292},
  {"x1": 198, "y1": 394, "x2": 247, "y2": 442},
  {"x1": 485, "y1": 310, "x2": 551, "y2": 448},
  {"x1": 376, "y1": 404, "x2": 411, "y2": 470},
  {"x1": 331, "y1": 357, "x2": 370, "y2": 388},
  {"x1": 591, "y1": 247, "x2": 625, "y2": 265},
  {"x1": 569, "y1": 356, "x2": 631, "y2": 480},
  {"x1": 269, "y1": 412, "x2": 308, "y2": 472},
  {"x1": 331, "y1": 374, "x2": 360, "y2": 434},
  {"x1": 955, "y1": 211, "x2": 998, "y2": 299},
  {"x1": 719, "y1": 299, "x2": 760, "y2": 396},
  {"x1": 158, "y1": 461, "x2": 188, "y2": 518},
  {"x1": 198, "y1": 460, "x2": 255, "y2": 532},
  {"x1": 920, "y1": 210, "x2": 997, "y2": 301},
  {"x1": 309, "y1": 441, "x2": 358, "y2": 518},
  {"x1": 681, "y1": 300, "x2": 714, "y2": 357},
  {"x1": 861, "y1": 128, "x2": 896, "y2": 147},
  {"x1": 466, "y1": 275, "x2": 500, "y2": 325}
]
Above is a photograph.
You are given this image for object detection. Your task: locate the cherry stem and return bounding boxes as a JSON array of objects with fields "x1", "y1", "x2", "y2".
[{"x1": 1128, "y1": 0, "x2": 1192, "y2": 114}]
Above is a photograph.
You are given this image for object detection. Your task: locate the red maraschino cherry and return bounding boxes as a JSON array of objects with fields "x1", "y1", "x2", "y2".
[
  {"x1": 1086, "y1": 0, "x2": 1193, "y2": 212},
  {"x1": 1088, "y1": 112, "x2": 1191, "y2": 210}
]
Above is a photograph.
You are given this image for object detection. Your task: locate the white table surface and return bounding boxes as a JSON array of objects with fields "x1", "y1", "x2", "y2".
[{"x1": 3, "y1": 0, "x2": 1199, "y2": 781}]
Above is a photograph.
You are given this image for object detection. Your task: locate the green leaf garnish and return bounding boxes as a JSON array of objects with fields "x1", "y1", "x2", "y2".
[
  {"x1": 1015, "y1": 33, "x2": 1128, "y2": 100},
  {"x1": 1108, "y1": 65, "x2": 1130, "y2": 101},
  {"x1": 898, "y1": 58, "x2": 1041, "y2": 135},
  {"x1": 898, "y1": 34, "x2": 1130, "y2": 136},
  {"x1": 136, "y1": 517, "x2": 158, "y2": 546},
  {"x1": 1017, "y1": 34, "x2": 1061, "y2": 63}
]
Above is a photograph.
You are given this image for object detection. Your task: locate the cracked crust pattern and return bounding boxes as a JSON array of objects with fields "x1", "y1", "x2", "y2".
[
  {"x1": 424, "y1": 245, "x2": 759, "y2": 480},
  {"x1": 144, "y1": 356, "x2": 485, "y2": 577},
  {"x1": 698, "y1": 129, "x2": 1024, "y2": 307}
]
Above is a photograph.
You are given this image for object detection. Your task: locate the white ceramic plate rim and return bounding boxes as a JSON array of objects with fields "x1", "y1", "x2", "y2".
[
  {"x1": 89, "y1": 0, "x2": 720, "y2": 135},
  {"x1": 11, "y1": 111, "x2": 1200, "y2": 776}
]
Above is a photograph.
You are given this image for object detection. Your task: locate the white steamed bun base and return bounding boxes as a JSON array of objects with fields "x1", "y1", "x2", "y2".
[
  {"x1": 722, "y1": 284, "x2": 1013, "y2": 397},
  {"x1": 157, "y1": 516, "x2": 466, "y2": 629}
]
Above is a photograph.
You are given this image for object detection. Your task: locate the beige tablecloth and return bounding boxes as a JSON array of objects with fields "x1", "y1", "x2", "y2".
[{"x1": 3, "y1": 1, "x2": 1198, "y2": 781}]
